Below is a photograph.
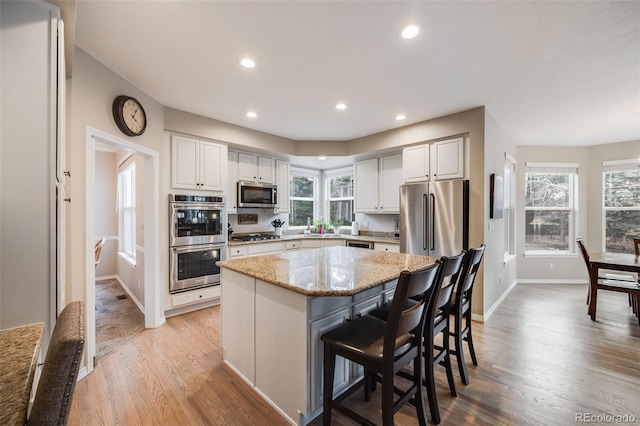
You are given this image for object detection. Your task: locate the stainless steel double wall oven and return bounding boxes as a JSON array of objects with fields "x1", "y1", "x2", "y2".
[{"x1": 169, "y1": 194, "x2": 226, "y2": 293}]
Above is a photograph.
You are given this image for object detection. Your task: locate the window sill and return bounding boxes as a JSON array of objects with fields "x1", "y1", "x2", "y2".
[
  {"x1": 503, "y1": 254, "x2": 516, "y2": 266},
  {"x1": 118, "y1": 252, "x2": 136, "y2": 267},
  {"x1": 524, "y1": 252, "x2": 578, "y2": 259}
]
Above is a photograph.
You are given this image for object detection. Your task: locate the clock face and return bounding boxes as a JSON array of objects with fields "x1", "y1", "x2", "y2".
[{"x1": 112, "y1": 95, "x2": 147, "y2": 136}]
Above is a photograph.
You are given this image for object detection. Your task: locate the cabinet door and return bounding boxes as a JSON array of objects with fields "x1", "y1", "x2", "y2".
[
  {"x1": 402, "y1": 144, "x2": 430, "y2": 183},
  {"x1": 199, "y1": 141, "x2": 226, "y2": 191},
  {"x1": 321, "y1": 240, "x2": 346, "y2": 248},
  {"x1": 227, "y1": 151, "x2": 238, "y2": 214},
  {"x1": 258, "y1": 156, "x2": 275, "y2": 183},
  {"x1": 378, "y1": 154, "x2": 402, "y2": 213},
  {"x1": 354, "y1": 158, "x2": 378, "y2": 213},
  {"x1": 350, "y1": 294, "x2": 382, "y2": 379},
  {"x1": 237, "y1": 152, "x2": 258, "y2": 181},
  {"x1": 309, "y1": 307, "x2": 351, "y2": 413},
  {"x1": 374, "y1": 243, "x2": 400, "y2": 253},
  {"x1": 431, "y1": 137, "x2": 464, "y2": 180},
  {"x1": 275, "y1": 160, "x2": 290, "y2": 213},
  {"x1": 172, "y1": 136, "x2": 199, "y2": 189}
]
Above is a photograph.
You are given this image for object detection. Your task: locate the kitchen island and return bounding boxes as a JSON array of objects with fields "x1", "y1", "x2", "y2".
[{"x1": 216, "y1": 246, "x2": 435, "y2": 425}]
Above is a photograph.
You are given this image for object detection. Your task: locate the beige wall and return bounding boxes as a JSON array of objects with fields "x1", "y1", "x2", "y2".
[
  {"x1": 516, "y1": 139, "x2": 640, "y2": 282},
  {"x1": 94, "y1": 150, "x2": 117, "y2": 277},
  {"x1": 68, "y1": 47, "x2": 167, "y2": 317}
]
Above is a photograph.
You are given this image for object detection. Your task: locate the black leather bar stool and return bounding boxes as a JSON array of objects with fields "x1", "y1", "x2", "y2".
[
  {"x1": 321, "y1": 262, "x2": 441, "y2": 426},
  {"x1": 449, "y1": 245, "x2": 485, "y2": 385}
]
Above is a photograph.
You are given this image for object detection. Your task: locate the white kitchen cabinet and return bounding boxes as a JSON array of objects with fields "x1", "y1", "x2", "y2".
[
  {"x1": 285, "y1": 241, "x2": 301, "y2": 250},
  {"x1": 275, "y1": 160, "x2": 290, "y2": 213},
  {"x1": 402, "y1": 137, "x2": 464, "y2": 183},
  {"x1": 228, "y1": 245, "x2": 248, "y2": 258},
  {"x1": 247, "y1": 241, "x2": 285, "y2": 256},
  {"x1": 237, "y1": 152, "x2": 275, "y2": 183},
  {"x1": 378, "y1": 154, "x2": 402, "y2": 213},
  {"x1": 309, "y1": 306, "x2": 352, "y2": 413},
  {"x1": 301, "y1": 239, "x2": 345, "y2": 249},
  {"x1": 354, "y1": 158, "x2": 379, "y2": 213},
  {"x1": 374, "y1": 243, "x2": 400, "y2": 253},
  {"x1": 170, "y1": 285, "x2": 221, "y2": 308},
  {"x1": 355, "y1": 155, "x2": 402, "y2": 214},
  {"x1": 403, "y1": 144, "x2": 430, "y2": 182},
  {"x1": 227, "y1": 151, "x2": 238, "y2": 214},
  {"x1": 172, "y1": 135, "x2": 227, "y2": 191},
  {"x1": 431, "y1": 137, "x2": 464, "y2": 180}
]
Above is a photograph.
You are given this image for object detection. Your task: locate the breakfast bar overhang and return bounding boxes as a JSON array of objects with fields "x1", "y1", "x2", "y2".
[{"x1": 216, "y1": 246, "x2": 435, "y2": 425}]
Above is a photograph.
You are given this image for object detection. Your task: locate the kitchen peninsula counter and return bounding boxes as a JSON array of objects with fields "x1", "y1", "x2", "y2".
[
  {"x1": 217, "y1": 246, "x2": 434, "y2": 425},
  {"x1": 227, "y1": 233, "x2": 400, "y2": 247}
]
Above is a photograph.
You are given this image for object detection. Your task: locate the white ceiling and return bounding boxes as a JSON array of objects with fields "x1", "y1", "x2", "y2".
[{"x1": 75, "y1": 1, "x2": 639, "y2": 147}]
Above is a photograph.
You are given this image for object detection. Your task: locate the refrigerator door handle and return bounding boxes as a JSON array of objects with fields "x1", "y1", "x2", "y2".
[
  {"x1": 422, "y1": 193, "x2": 428, "y2": 251},
  {"x1": 430, "y1": 193, "x2": 436, "y2": 250}
]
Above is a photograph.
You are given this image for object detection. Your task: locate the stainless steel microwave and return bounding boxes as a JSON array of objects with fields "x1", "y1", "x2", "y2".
[{"x1": 237, "y1": 181, "x2": 277, "y2": 208}]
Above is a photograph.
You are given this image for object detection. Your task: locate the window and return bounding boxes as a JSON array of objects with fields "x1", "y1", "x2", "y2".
[
  {"x1": 289, "y1": 168, "x2": 319, "y2": 227},
  {"x1": 325, "y1": 167, "x2": 354, "y2": 227},
  {"x1": 525, "y1": 163, "x2": 578, "y2": 253},
  {"x1": 118, "y1": 156, "x2": 136, "y2": 261},
  {"x1": 603, "y1": 160, "x2": 640, "y2": 253},
  {"x1": 504, "y1": 154, "x2": 516, "y2": 259}
]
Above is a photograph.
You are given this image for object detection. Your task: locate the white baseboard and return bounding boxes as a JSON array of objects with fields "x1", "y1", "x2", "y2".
[
  {"x1": 517, "y1": 279, "x2": 587, "y2": 285},
  {"x1": 96, "y1": 274, "x2": 144, "y2": 314},
  {"x1": 477, "y1": 278, "x2": 519, "y2": 323},
  {"x1": 77, "y1": 366, "x2": 88, "y2": 381}
]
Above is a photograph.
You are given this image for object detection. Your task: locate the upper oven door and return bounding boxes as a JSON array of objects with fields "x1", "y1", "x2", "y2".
[
  {"x1": 237, "y1": 181, "x2": 277, "y2": 208},
  {"x1": 170, "y1": 202, "x2": 226, "y2": 246}
]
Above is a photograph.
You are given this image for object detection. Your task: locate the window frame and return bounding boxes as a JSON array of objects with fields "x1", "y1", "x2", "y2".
[
  {"x1": 324, "y1": 166, "x2": 354, "y2": 228},
  {"x1": 504, "y1": 153, "x2": 516, "y2": 263},
  {"x1": 289, "y1": 167, "x2": 320, "y2": 229},
  {"x1": 602, "y1": 159, "x2": 640, "y2": 253},
  {"x1": 118, "y1": 158, "x2": 136, "y2": 264},
  {"x1": 524, "y1": 162, "x2": 578, "y2": 255}
]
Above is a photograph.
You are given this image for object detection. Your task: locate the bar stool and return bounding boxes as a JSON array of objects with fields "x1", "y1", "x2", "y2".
[
  {"x1": 321, "y1": 262, "x2": 441, "y2": 426},
  {"x1": 449, "y1": 245, "x2": 485, "y2": 385}
]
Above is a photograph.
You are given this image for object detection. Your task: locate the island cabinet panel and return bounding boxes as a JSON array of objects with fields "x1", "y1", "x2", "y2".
[
  {"x1": 220, "y1": 270, "x2": 256, "y2": 385},
  {"x1": 255, "y1": 280, "x2": 308, "y2": 424}
]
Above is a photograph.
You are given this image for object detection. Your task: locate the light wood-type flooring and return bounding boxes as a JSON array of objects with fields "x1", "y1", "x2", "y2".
[{"x1": 68, "y1": 284, "x2": 640, "y2": 425}]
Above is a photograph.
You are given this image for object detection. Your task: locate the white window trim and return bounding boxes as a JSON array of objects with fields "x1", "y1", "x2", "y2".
[
  {"x1": 601, "y1": 159, "x2": 640, "y2": 252},
  {"x1": 289, "y1": 167, "x2": 320, "y2": 230},
  {"x1": 324, "y1": 166, "x2": 354, "y2": 227},
  {"x1": 503, "y1": 153, "x2": 516, "y2": 262},
  {"x1": 524, "y1": 163, "x2": 578, "y2": 254},
  {"x1": 118, "y1": 159, "x2": 136, "y2": 264}
]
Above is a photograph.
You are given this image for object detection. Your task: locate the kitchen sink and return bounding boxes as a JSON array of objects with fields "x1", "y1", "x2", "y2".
[{"x1": 303, "y1": 234, "x2": 343, "y2": 238}]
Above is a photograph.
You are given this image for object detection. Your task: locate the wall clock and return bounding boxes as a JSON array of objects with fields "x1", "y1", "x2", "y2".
[{"x1": 112, "y1": 95, "x2": 147, "y2": 137}]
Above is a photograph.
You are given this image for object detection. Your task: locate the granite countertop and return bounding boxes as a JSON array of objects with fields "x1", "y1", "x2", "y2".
[
  {"x1": 227, "y1": 233, "x2": 400, "y2": 246},
  {"x1": 217, "y1": 246, "x2": 435, "y2": 297},
  {"x1": 0, "y1": 323, "x2": 45, "y2": 426}
]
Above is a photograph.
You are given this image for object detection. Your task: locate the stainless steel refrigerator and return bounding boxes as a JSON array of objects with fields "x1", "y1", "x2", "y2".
[{"x1": 399, "y1": 180, "x2": 469, "y2": 258}]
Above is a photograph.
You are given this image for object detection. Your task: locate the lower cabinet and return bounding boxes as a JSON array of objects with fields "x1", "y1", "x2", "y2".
[
  {"x1": 374, "y1": 243, "x2": 400, "y2": 253},
  {"x1": 170, "y1": 285, "x2": 221, "y2": 308}
]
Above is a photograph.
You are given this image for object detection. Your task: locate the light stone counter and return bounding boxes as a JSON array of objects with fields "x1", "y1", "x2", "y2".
[
  {"x1": 217, "y1": 245, "x2": 434, "y2": 296},
  {"x1": 227, "y1": 233, "x2": 400, "y2": 247}
]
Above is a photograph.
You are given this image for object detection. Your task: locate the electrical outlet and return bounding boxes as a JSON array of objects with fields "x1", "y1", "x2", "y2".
[
  {"x1": 548, "y1": 263, "x2": 553, "y2": 270},
  {"x1": 498, "y1": 275, "x2": 502, "y2": 285}
]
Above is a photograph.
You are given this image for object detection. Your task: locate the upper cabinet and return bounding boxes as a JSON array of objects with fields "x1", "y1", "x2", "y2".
[
  {"x1": 402, "y1": 137, "x2": 464, "y2": 182},
  {"x1": 354, "y1": 154, "x2": 402, "y2": 214},
  {"x1": 171, "y1": 135, "x2": 227, "y2": 192},
  {"x1": 227, "y1": 151, "x2": 238, "y2": 214},
  {"x1": 275, "y1": 160, "x2": 290, "y2": 214},
  {"x1": 238, "y1": 153, "x2": 275, "y2": 183}
]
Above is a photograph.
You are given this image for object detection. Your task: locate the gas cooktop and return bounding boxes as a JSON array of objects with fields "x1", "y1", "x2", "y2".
[{"x1": 231, "y1": 234, "x2": 280, "y2": 242}]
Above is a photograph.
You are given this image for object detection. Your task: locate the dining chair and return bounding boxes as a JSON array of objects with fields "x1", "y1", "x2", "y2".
[
  {"x1": 450, "y1": 244, "x2": 486, "y2": 386},
  {"x1": 321, "y1": 262, "x2": 441, "y2": 426},
  {"x1": 28, "y1": 301, "x2": 85, "y2": 425},
  {"x1": 576, "y1": 238, "x2": 640, "y2": 324},
  {"x1": 94, "y1": 238, "x2": 106, "y2": 269}
]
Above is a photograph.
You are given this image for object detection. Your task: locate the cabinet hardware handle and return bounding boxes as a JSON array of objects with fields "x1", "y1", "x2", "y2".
[
  {"x1": 356, "y1": 313, "x2": 362, "y2": 318},
  {"x1": 64, "y1": 198, "x2": 71, "y2": 203},
  {"x1": 64, "y1": 171, "x2": 71, "y2": 177}
]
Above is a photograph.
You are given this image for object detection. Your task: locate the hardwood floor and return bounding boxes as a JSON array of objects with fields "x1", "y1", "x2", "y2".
[{"x1": 68, "y1": 284, "x2": 640, "y2": 425}]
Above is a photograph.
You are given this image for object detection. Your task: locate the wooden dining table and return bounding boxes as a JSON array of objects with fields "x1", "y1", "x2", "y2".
[
  {"x1": 588, "y1": 252, "x2": 640, "y2": 320},
  {"x1": 0, "y1": 323, "x2": 44, "y2": 425}
]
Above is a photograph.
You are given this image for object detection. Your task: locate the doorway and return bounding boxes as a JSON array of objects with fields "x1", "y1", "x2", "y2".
[{"x1": 84, "y1": 126, "x2": 163, "y2": 376}]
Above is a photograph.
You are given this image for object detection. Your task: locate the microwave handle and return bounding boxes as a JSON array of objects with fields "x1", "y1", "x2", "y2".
[{"x1": 273, "y1": 188, "x2": 277, "y2": 204}]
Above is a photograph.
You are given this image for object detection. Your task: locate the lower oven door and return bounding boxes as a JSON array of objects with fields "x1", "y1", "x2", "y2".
[{"x1": 170, "y1": 244, "x2": 226, "y2": 293}]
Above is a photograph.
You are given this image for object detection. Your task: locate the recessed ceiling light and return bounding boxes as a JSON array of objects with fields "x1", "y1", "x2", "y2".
[
  {"x1": 246, "y1": 111, "x2": 257, "y2": 118},
  {"x1": 318, "y1": 156, "x2": 327, "y2": 160},
  {"x1": 396, "y1": 114, "x2": 406, "y2": 121},
  {"x1": 240, "y1": 57, "x2": 255, "y2": 68},
  {"x1": 335, "y1": 103, "x2": 347, "y2": 110},
  {"x1": 400, "y1": 23, "x2": 421, "y2": 40}
]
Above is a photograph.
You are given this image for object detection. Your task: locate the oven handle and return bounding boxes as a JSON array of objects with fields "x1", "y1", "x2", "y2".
[
  {"x1": 171, "y1": 203, "x2": 225, "y2": 210},
  {"x1": 172, "y1": 244, "x2": 224, "y2": 253}
]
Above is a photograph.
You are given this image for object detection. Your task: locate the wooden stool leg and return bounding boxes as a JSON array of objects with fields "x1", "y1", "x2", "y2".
[
  {"x1": 443, "y1": 324, "x2": 457, "y2": 397},
  {"x1": 466, "y1": 312, "x2": 478, "y2": 367},
  {"x1": 414, "y1": 352, "x2": 428, "y2": 426},
  {"x1": 455, "y1": 319, "x2": 469, "y2": 385},
  {"x1": 424, "y1": 343, "x2": 441, "y2": 424},
  {"x1": 322, "y1": 345, "x2": 336, "y2": 426},
  {"x1": 381, "y1": 366, "x2": 394, "y2": 426}
]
